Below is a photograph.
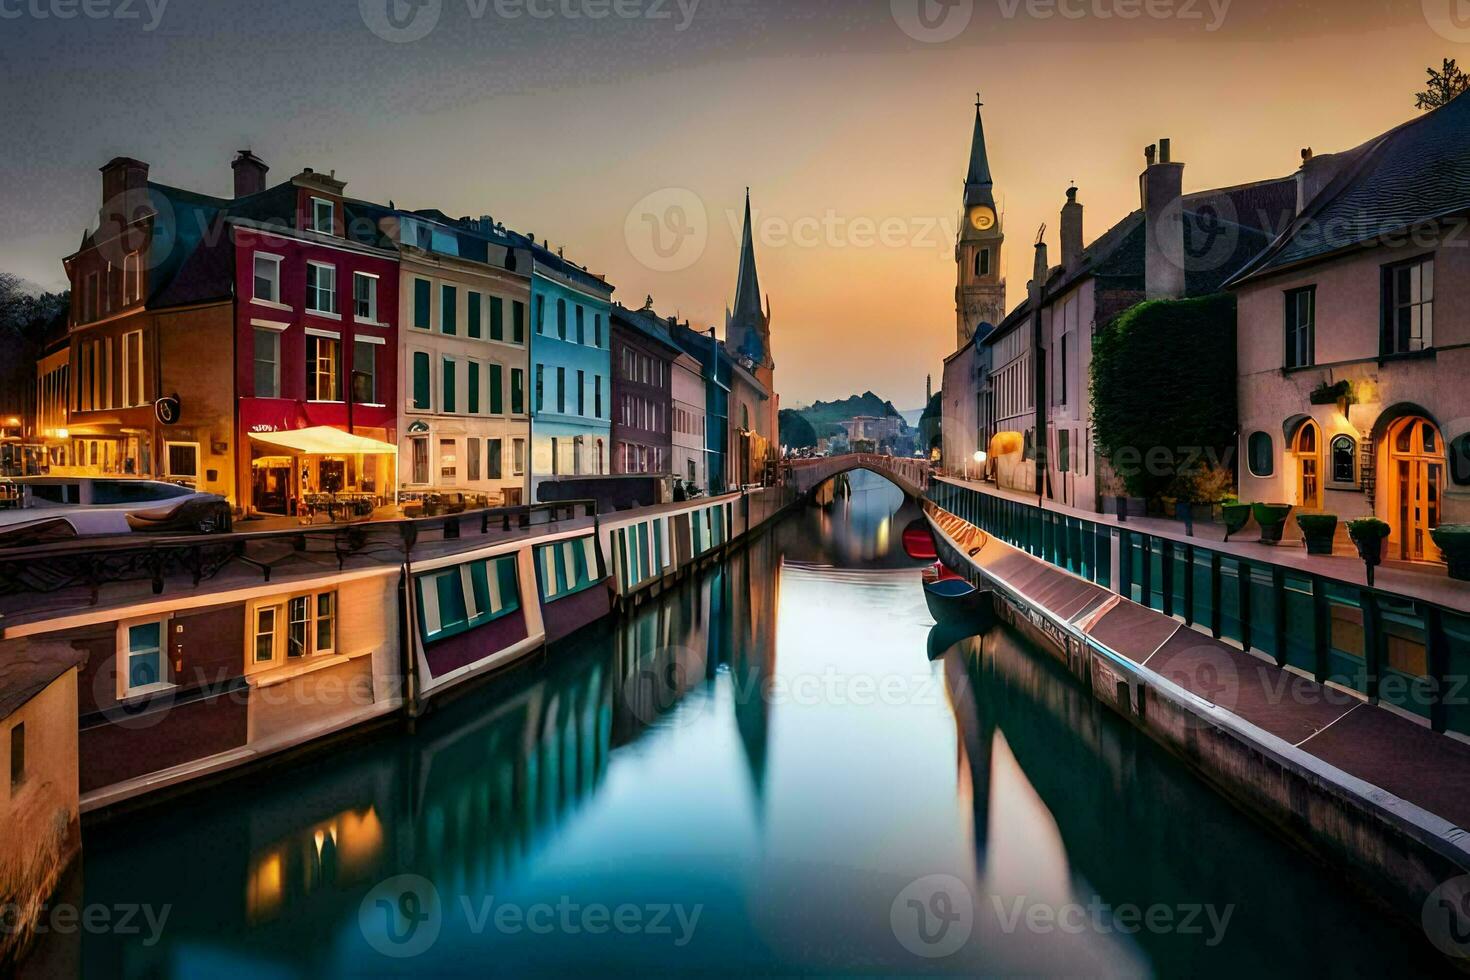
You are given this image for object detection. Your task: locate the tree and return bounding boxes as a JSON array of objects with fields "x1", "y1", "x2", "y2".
[
  {"x1": 779, "y1": 408, "x2": 817, "y2": 449},
  {"x1": 1090, "y1": 295, "x2": 1238, "y2": 500},
  {"x1": 1415, "y1": 58, "x2": 1469, "y2": 110},
  {"x1": 0, "y1": 273, "x2": 69, "y2": 422}
]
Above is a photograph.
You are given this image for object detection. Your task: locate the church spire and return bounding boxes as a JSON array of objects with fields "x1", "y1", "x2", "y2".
[
  {"x1": 964, "y1": 94, "x2": 995, "y2": 208},
  {"x1": 732, "y1": 188, "x2": 763, "y2": 323},
  {"x1": 727, "y1": 187, "x2": 772, "y2": 368}
]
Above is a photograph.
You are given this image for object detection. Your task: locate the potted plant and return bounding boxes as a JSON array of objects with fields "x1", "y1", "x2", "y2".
[
  {"x1": 1296, "y1": 513, "x2": 1339, "y2": 556},
  {"x1": 1099, "y1": 470, "x2": 1145, "y2": 519},
  {"x1": 1431, "y1": 525, "x2": 1470, "y2": 582},
  {"x1": 1221, "y1": 499, "x2": 1253, "y2": 542},
  {"x1": 1252, "y1": 503, "x2": 1293, "y2": 545},
  {"x1": 1348, "y1": 517, "x2": 1392, "y2": 586},
  {"x1": 1167, "y1": 465, "x2": 1233, "y2": 526}
]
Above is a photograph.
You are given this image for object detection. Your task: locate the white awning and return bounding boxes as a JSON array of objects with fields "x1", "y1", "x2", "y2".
[{"x1": 248, "y1": 426, "x2": 397, "y2": 456}]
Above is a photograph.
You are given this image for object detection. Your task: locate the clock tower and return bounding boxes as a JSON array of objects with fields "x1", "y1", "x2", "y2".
[{"x1": 955, "y1": 95, "x2": 1006, "y2": 348}]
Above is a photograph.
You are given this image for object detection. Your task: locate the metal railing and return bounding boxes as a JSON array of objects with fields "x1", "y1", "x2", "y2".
[
  {"x1": 0, "y1": 500, "x2": 598, "y2": 616},
  {"x1": 927, "y1": 477, "x2": 1470, "y2": 739}
]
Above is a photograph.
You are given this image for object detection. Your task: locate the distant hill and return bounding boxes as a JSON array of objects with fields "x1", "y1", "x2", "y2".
[{"x1": 800, "y1": 391, "x2": 907, "y2": 437}]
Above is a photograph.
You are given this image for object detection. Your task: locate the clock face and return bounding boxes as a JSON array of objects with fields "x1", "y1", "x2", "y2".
[{"x1": 969, "y1": 206, "x2": 996, "y2": 232}]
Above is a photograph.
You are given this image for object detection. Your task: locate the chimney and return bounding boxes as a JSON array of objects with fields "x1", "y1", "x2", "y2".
[
  {"x1": 1296, "y1": 147, "x2": 1339, "y2": 215},
  {"x1": 99, "y1": 157, "x2": 150, "y2": 236},
  {"x1": 1060, "y1": 186, "x2": 1083, "y2": 270},
  {"x1": 1029, "y1": 233, "x2": 1049, "y2": 304},
  {"x1": 1141, "y1": 138, "x2": 1185, "y2": 300},
  {"x1": 231, "y1": 150, "x2": 268, "y2": 198}
]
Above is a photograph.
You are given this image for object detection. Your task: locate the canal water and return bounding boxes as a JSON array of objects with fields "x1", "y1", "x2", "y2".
[{"x1": 64, "y1": 471, "x2": 1443, "y2": 977}]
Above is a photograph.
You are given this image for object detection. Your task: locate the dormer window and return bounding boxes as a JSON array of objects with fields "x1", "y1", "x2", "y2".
[{"x1": 311, "y1": 197, "x2": 335, "y2": 235}]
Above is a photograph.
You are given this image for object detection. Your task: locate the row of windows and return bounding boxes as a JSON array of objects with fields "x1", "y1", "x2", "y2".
[
  {"x1": 619, "y1": 393, "x2": 664, "y2": 434},
  {"x1": 533, "y1": 364, "x2": 604, "y2": 419},
  {"x1": 549, "y1": 435, "x2": 606, "y2": 477},
  {"x1": 620, "y1": 442, "x2": 666, "y2": 474},
  {"x1": 620, "y1": 347, "x2": 666, "y2": 388},
  {"x1": 410, "y1": 351, "x2": 525, "y2": 417},
  {"x1": 416, "y1": 556, "x2": 521, "y2": 644},
  {"x1": 673, "y1": 405, "x2": 705, "y2": 438},
  {"x1": 73, "y1": 330, "x2": 147, "y2": 413},
  {"x1": 119, "y1": 587, "x2": 340, "y2": 699},
  {"x1": 411, "y1": 278, "x2": 527, "y2": 344},
  {"x1": 1246, "y1": 428, "x2": 1358, "y2": 484},
  {"x1": 253, "y1": 252, "x2": 383, "y2": 323},
  {"x1": 78, "y1": 252, "x2": 144, "y2": 323},
  {"x1": 1283, "y1": 255, "x2": 1435, "y2": 369},
  {"x1": 253, "y1": 328, "x2": 383, "y2": 404},
  {"x1": 408, "y1": 435, "x2": 526, "y2": 485},
  {"x1": 536, "y1": 536, "x2": 600, "y2": 602},
  {"x1": 994, "y1": 354, "x2": 1032, "y2": 422},
  {"x1": 536, "y1": 295, "x2": 604, "y2": 348}
]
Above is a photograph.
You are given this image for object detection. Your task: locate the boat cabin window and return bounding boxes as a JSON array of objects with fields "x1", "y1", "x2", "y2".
[
  {"x1": 91, "y1": 480, "x2": 193, "y2": 505},
  {"x1": 28, "y1": 482, "x2": 81, "y2": 504}
]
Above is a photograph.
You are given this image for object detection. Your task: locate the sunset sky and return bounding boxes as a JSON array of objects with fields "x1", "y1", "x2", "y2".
[{"x1": 1, "y1": 0, "x2": 1461, "y2": 407}]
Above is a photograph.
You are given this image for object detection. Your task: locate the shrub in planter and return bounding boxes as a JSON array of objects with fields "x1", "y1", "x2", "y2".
[
  {"x1": 1221, "y1": 500, "x2": 1252, "y2": 541},
  {"x1": 1347, "y1": 517, "x2": 1392, "y2": 586},
  {"x1": 1296, "y1": 513, "x2": 1339, "y2": 556},
  {"x1": 1431, "y1": 525, "x2": 1470, "y2": 581},
  {"x1": 1252, "y1": 503, "x2": 1293, "y2": 545}
]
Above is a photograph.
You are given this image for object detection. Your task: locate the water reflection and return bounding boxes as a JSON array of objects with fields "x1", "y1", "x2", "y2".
[{"x1": 71, "y1": 470, "x2": 1444, "y2": 977}]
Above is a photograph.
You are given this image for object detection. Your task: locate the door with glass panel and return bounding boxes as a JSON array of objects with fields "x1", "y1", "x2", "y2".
[
  {"x1": 1295, "y1": 421, "x2": 1322, "y2": 510},
  {"x1": 1388, "y1": 417, "x2": 1445, "y2": 562}
]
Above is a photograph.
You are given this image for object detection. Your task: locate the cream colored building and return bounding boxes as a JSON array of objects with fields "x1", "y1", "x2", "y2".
[
  {"x1": 386, "y1": 214, "x2": 532, "y2": 506},
  {"x1": 671, "y1": 351, "x2": 707, "y2": 489}
]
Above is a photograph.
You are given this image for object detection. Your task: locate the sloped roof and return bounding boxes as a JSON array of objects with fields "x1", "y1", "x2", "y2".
[
  {"x1": 983, "y1": 173, "x2": 1295, "y2": 343},
  {"x1": 503, "y1": 230, "x2": 614, "y2": 297},
  {"x1": 1230, "y1": 91, "x2": 1470, "y2": 285},
  {"x1": 611, "y1": 304, "x2": 683, "y2": 357}
]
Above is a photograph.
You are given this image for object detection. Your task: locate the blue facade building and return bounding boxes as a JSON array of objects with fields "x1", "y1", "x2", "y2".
[{"x1": 511, "y1": 235, "x2": 614, "y2": 498}]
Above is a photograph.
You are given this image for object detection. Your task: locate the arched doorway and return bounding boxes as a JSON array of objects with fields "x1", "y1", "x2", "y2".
[
  {"x1": 1385, "y1": 416, "x2": 1445, "y2": 562},
  {"x1": 1294, "y1": 420, "x2": 1322, "y2": 510}
]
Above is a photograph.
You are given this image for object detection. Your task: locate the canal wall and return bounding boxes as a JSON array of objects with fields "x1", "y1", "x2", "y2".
[
  {"x1": 925, "y1": 484, "x2": 1470, "y2": 952},
  {"x1": 0, "y1": 484, "x2": 801, "y2": 966}
]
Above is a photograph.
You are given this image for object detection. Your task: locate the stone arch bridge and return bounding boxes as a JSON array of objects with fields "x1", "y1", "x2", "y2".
[{"x1": 785, "y1": 453, "x2": 931, "y2": 499}]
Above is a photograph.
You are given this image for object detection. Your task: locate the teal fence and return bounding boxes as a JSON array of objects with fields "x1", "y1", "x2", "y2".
[{"x1": 928, "y1": 478, "x2": 1470, "y2": 738}]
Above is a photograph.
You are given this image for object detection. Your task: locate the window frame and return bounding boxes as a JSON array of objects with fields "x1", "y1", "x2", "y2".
[
  {"x1": 164, "y1": 440, "x2": 200, "y2": 480},
  {"x1": 353, "y1": 271, "x2": 379, "y2": 323},
  {"x1": 353, "y1": 336, "x2": 382, "y2": 405},
  {"x1": 1329, "y1": 433, "x2": 1358, "y2": 488},
  {"x1": 1380, "y1": 254, "x2": 1435, "y2": 357},
  {"x1": 115, "y1": 615, "x2": 174, "y2": 700},
  {"x1": 414, "y1": 556, "x2": 522, "y2": 644},
  {"x1": 1247, "y1": 431, "x2": 1275, "y2": 478},
  {"x1": 306, "y1": 330, "x2": 342, "y2": 402},
  {"x1": 252, "y1": 252, "x2": 285, "y2": 308},
  {"x1": 245, "y1": 589, "x2": 338, "y2": 675},
  {"x1": 253, "y1": 325, "x2": 282, "y2": 398},
  {"x1": 1284, "y1": 285, "x2": 1316, "y2": 369},
  {"x1": 305, "y1": 260, "x2": 339, "y2": 317},
  {"x1": 310, "y1": 197, "x2": 336, "y2": 235}
]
